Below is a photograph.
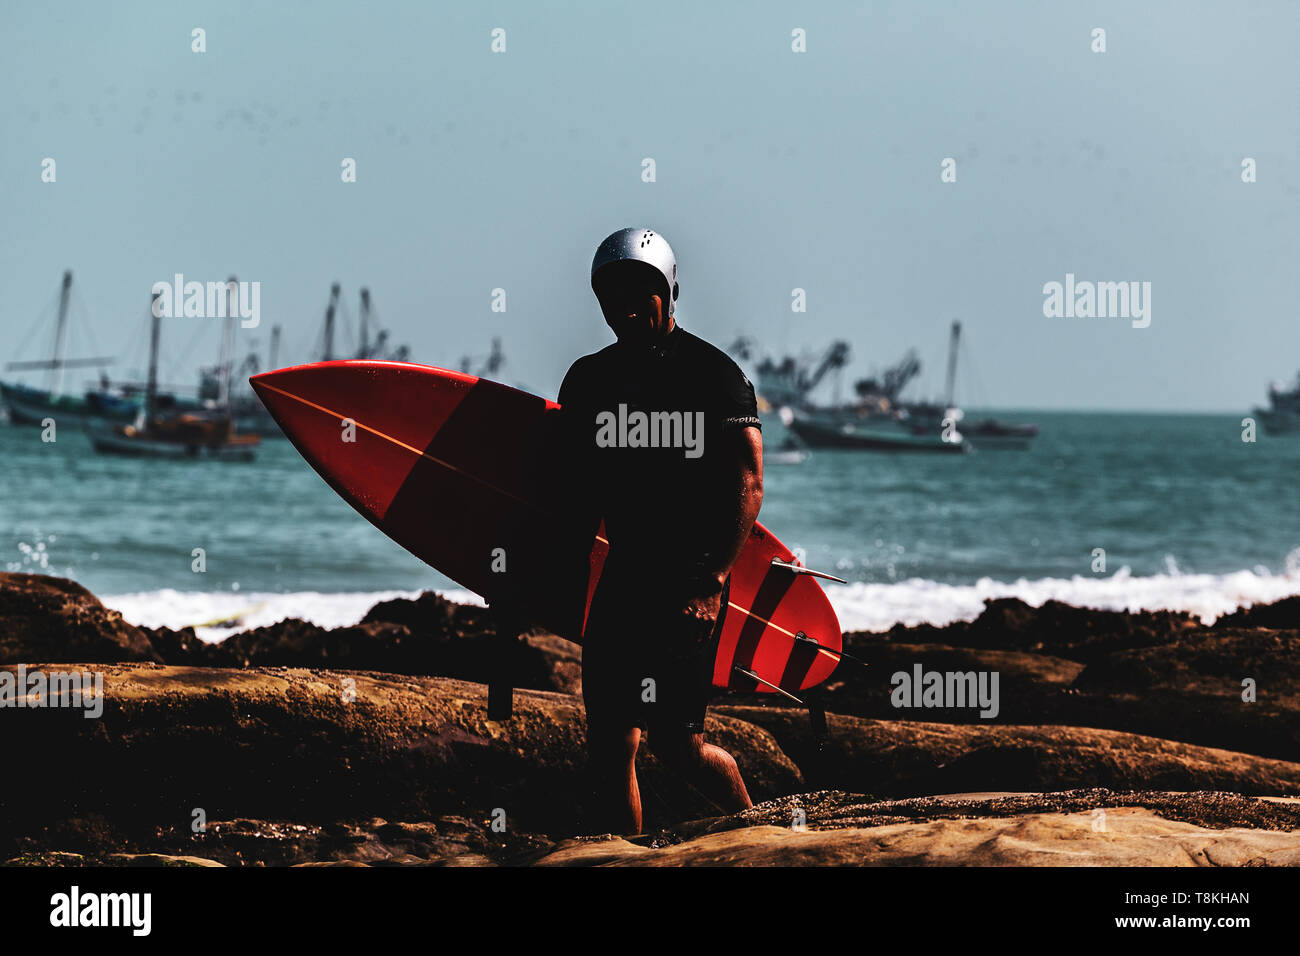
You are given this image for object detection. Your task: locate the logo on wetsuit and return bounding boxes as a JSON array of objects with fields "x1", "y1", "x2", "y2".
[{"x1": 594, "y1": 404, "x2": 705, "y2": 459}]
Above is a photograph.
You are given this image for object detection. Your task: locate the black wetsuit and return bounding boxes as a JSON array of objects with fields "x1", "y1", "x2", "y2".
[{"x1": 557, "y1": 326, "x2": 761, "y2": 733}]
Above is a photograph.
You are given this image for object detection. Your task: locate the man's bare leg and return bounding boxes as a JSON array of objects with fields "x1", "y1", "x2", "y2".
[
  {"x1": 585, "y1": 722, "x2": 643, "y2": 835},
  {"x1": 650, "y1": 730, "x2": 752, "y2": 814}
]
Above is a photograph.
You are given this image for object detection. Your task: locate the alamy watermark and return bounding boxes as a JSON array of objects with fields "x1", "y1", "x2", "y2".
[
  {"x1": 1042, "y1": 273, "x2": 1150, "y2": 329},
  {"x1": 0, "y1": 664, "x2": 104, "y2": 718},
  {"x1": 595, "y1": 404, "x2": 705, "y2": 459},
  {"x1": 50, "y1": 886, "x2": 150, "y2": 936},
  {"x1": 891, "y1": 665, "x2": 1000, "y2": 718},
  {"x1": 151, "y1": 274, "x2": 260, "y2": 328}
]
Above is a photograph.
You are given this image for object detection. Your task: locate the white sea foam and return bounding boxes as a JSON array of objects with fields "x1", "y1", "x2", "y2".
[
  {"x1": 102, "y1": 588, "x2": 485, "y2": 642},
  {"x1": 103, "y1": 566, "x2": 1300, "y2": 642},
  {"x1": 829, "y1": 566, "x2": 1300, "y2": 633}
]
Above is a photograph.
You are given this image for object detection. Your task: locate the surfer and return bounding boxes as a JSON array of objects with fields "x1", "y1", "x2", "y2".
[{"x1": 558, "y1": 227, "x2": 763, "y2": 834}]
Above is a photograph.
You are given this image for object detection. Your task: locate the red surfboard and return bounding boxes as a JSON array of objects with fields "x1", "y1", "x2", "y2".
[{"x1": 251, "y1": 361, "x2": 842, "y2": 695}]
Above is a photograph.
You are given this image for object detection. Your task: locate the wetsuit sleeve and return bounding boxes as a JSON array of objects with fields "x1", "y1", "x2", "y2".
[{"x1": 718, "y1": 366, "x2": 762, "y2": 430}]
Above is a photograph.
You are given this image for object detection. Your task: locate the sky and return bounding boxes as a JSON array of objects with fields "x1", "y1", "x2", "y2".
[{"x1": 2, "y1": 0, "x2": 1297, "y2": 411}]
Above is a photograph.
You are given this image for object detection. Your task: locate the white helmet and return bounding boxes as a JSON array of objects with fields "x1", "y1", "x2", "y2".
[{"x1": 590, "y1": 227, "x2": 679, "y2": 317}]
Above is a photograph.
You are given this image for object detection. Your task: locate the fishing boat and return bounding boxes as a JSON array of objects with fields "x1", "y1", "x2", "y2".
[
  {"x1": 753, "y1": 321, "x2": 1037, "y2": 453},
  {"x1": 87, "y1": 288, "x2": 260, "y2": 461},
  {"x1": 782, "y1": 323, "x2": 968, "y2": 453},
  {"x1": 1, "y1": 271, "x2": 123, "y2": 426},
  {"x1": 899, "y1": 322, "x2": 1038, "y2": 451},
  {"x1": 91, "y1": 412, "x2": 261, "y2": 461},
  {"x1": 786, "y1": 406, "x2": 968, "y2": 453},
  {"x1": 1253, "y1": 373, "x2": 1300, "y2": 435}
]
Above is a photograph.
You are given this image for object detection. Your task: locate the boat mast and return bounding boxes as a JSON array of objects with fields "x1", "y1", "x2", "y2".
[
  {"x1": 145, "y1": 290, "x2": 162, "y2": 425},
  {"x1": 359, "y1": 287, "x2": 370, "y2": 358},
  {"x1": 944, "y1": 320, "x2": 961, "y2": 408},
  {"x1": 269, "y1": 325, "x2": 281, "y2": 369},
  {"x1": 322, "y1": 283, "x2": 340, "y2": 361},
  {"x1": 218, "y1": 276, "x2": 236, "y2": 410},
  {"x1": 49, "y1": 270, "x2": 73, "y2": 396}
]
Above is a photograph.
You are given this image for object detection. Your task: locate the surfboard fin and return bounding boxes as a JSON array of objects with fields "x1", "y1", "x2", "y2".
[
  {"x1": 769, "y1": 558, "x2": 847, "y2": 584},
  {"x1": 805, "y1": 689, "x2": 832, "y2": 787},
  {"x1": 732, "y1": 665, "x2": 804, "y2": 704},
  {"x1": 794, "y1": 631, "x2": 869, "y2": 668}
]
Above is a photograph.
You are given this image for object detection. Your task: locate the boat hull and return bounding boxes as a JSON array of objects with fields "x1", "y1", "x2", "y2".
[
  {"x1": 88, "y1": 427, "x2": 259, "y2": 461},
  {"x1": 1, "y1": 383, "x2": 93, "y2": 426},
  {"x1": 787, "y1": 415, "x2": 968, "y2": 454}
]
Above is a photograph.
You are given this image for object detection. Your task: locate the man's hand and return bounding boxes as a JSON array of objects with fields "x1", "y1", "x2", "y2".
[
  {"x1": 679, "y1": 587, "x2": 723, "y2": 629},
  {"x1": 665, "y1": 577, "x2": 726, "y2": 665}
]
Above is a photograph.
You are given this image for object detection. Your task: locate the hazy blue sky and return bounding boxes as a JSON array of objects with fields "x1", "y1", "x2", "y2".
[{"x1": 2, "y1": 1, "x2": 1296, "y2": 410}]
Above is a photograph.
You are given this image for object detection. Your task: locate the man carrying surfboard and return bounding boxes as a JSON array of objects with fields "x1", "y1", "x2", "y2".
[{"x1": 558, "y1": 227, "x2": 763, "y2": 834}]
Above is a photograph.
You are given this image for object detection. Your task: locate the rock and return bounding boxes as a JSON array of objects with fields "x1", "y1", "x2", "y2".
[
  {"x1": 1074, "y1": 627, "x2": 1300, "y2": 702},
  {"x1": 1067, "y1": 627, "x2": 1300, "y2": 761},
  {"x1": 213, "y1": 618, "x2": 419, "y2": 671},
  {"x1": 523, "y1": 632, "x2": 582, "y2": 696},
  {"x1": 176, "y1": 591, "x2": 582, "y2": 694},
  {"x1": 0, "y1": 664, "x2": 800, "y2": 847},
  {"x1": 3, "y1": 851, "x2": 87, "y2": 866},
  {"x1": 859, "y1": 597, "x2": 1200, "y2": 661},
  {"x1": 537, "y1": 789, "x2": 1300, "y2": 866},
  {"x1": 26, "y1": 789, "x2": 1286, "y2": 867},
  {"x1": 675, "y1": 787, "x2": 1300, "y2": 835},
  {"x1": 714, "y1": 705, "x2": 1300, "y2": 797},
  {"x1": 1214, "y1": 595, "x2": 1300, "y2": 630},
  {"x1": 820, "y1": 604, "x2": 1300, "y2": 763},
  {"x1": 727, "y1": 640, "x2": 1083, "y2": 725},
  {"x1": 106, "y1": 853, "x2": 224, "y2": 867},
  {"x1": 293, "y1": 860, "x2": 370, "y2": 867},
  {"x1": 141, "y1": 625, "x2": 217, "y2": 666},
  {"x1": 360, "y1": 590, "x2": 485, "y2": 632},
  {"x1": 0, "y1": 573, "x2": 159, "y2": 664},
  {"x1": 538, "y1": 809, "x2": 1300, "y2": 867}
]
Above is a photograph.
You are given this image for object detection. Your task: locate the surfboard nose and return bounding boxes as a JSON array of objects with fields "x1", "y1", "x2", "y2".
[
  {"x1": 249, "y1": 362, "x2": 361, "y2": 440},
  {"x1": 250, "y1": 361, "x2": 358, "y2": 425},
  {"x1": 249, "y1": 368, "x2": 283, "y2": 414},
  {"x1": 250, "y1": 362, "x2": 321, "y2": 393},
  {"x1": 249, "y1": 365, "x2": 302, "y2": 430},
  {"x1": 249, "y1": 365, "x2": 295, "y2": 399}
]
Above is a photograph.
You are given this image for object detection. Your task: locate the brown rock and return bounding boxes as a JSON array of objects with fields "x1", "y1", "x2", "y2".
[
  {"x1": 180, "y1": 591, "x2": 582, "y2": 694},
  {"x1": 727, "y1": 640, "x2": 1083, "y2": 725},
  {"x1": 537, "y1": 808, "x2": 1300, "y2": 867},
  {"x1": 715, "y1": 705, "x2": 1300, "y2": 797},
  {"x1": 539, "y1": 789, "x2": 1300, "y2": 866},
  {"x1": 0, "y1": 664, "x2": 800, "y2": 846},
  {"x1": 1214, "y1": 595, "x2": 1300, "y2": 630},
  {"x1": 106, "y1": 853, "x2": 224, "y2": 867},
  {"x1": 0, "y1": 573, "x2": 159, "y2": 664},
  {"x1": 860, "y1": 597, "x2": 1199, "y2": 660},
  {"x1": 142, "y1": 625, "x2": 218, "y2": 666}
]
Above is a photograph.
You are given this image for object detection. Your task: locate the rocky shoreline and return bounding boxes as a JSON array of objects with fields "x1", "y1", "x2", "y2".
[{"x1": 2, "y1": 571, "x2": 1298, "y2": 866}]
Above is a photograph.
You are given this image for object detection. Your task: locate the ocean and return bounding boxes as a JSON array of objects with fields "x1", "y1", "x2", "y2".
[{"x1": 4, "y1": 411, "x2": 1299, "y2": 640}]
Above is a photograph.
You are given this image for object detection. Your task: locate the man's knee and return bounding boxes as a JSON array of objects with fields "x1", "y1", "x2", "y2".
[
  {"x1": 587, "y1": 723, "x2": 641, "y2": 766},
  {"x1": 650, "y1": 730, "x2": 707, "y2": 770}
]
